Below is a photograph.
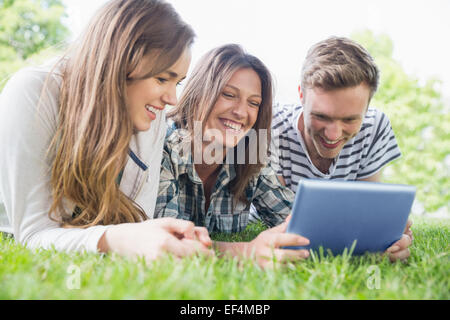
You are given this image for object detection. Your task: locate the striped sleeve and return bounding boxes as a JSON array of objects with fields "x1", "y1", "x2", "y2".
[
  {"x1": 154, "y1": 148, "x2": 180, "y2": 219},
  {"x1": 357, "y1": 110, "x2": 401, "y2": 179}
]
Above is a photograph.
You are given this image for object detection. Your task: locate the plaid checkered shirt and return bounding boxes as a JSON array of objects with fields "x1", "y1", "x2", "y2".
[{"x1": 154, "y1": 127, "x2": 294, "y2": 233}]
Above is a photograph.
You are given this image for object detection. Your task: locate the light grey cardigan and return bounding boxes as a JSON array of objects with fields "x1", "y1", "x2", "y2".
[{"x1": 0, "y1": 62, "x2": 166, "y2": 253}]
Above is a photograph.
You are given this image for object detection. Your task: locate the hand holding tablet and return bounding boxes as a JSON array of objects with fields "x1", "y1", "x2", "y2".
[{"x1": 285, "y1": 179, "x2": 416, "y2": 256}]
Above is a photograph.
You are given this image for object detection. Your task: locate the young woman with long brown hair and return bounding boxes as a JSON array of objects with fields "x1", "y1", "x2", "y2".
[
  {"x1": 0, "y1": 0, "x2": 212, "y2": 261},
  {"x1": 155, "y1": 44, "x2": 310, "y2": 268}
]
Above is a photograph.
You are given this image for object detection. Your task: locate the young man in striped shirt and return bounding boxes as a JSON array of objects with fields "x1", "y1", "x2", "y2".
[
  {"x1": 256, "y1": 37, "x2": 413, "y2": 261},
  {"x1": 271, "y1": 37, "x2": 401, "y2": 187}
]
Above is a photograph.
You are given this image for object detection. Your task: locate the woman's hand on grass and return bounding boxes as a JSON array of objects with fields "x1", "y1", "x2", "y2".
[
  {"x1": 247, "y1": 221, "x2": 310, "y2": 269},
  {"x1": 213, "y1": 220, "x2": 309, "y2": 269},
  {"x1": 98, "y1": 217, "x2": 213, "y2": 262}
]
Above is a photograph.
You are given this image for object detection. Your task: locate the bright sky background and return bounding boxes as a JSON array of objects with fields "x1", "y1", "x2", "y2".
[{"x1": 63, "y1": 0, "x2": 450, "y2": 105}]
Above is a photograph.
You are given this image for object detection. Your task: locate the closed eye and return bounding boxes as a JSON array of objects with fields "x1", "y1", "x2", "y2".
[
  {"x1": 222, "y1": 92, "x2": 235, "y2": 98},
  {"x1": 249, "y1": 100, "x2": 261, "y2": 107}
]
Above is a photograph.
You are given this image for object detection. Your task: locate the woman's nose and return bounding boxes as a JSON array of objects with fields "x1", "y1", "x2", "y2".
[
  {"x1": 161, "y1": 85, "x2": 178, "y2": 106},
  {"x1": 232, "y1": 99, "x2": 247, "y2": 119}
]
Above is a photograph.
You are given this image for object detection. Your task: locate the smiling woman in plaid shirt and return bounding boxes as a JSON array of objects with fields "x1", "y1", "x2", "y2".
[{"x1": 155, "y1": 44, "x2": 310, "y2": 268}]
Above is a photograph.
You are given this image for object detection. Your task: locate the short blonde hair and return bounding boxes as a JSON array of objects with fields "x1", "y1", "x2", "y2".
[{"x1": 301, "y1": 37, "x2": 379, "y2": 100}]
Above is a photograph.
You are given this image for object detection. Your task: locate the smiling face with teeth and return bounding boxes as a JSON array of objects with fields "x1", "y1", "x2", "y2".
[
  {"x1": 126, "y1": 48, "x2": 191, "y2": 132},
  {"x1": 203, "y1": 68, "x2": 262, "y2": 150},
  {"x1": 298, "y1": 83, "x2": 370, "y2": 172}
]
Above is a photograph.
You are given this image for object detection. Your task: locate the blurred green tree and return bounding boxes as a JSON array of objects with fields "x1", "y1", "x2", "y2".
[
  {"x1": 352, "y1": 30, "x2": 449, "y2": 214},
  {"x1": 0, "y1": 0, "x2": 68, "y2": 89}
]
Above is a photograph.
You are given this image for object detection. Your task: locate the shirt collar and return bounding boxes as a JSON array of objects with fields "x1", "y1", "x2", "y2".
[
  {"x1": 290, "y1": 104, "x2": 303, "y2": 131},
  {"x1": 165, "y1": 127, "x2": 236, "y2": 185}
]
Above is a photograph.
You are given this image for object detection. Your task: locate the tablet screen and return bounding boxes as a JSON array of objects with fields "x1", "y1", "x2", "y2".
[{"x1": 286, "y1": 179, "x2": 415, "y2": 255}]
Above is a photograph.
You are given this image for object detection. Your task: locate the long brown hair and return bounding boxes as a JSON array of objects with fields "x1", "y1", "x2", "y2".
[
  {"x1": 49, "y1": 0, "x2": 194, "y2": 227},
  {"x1": 169, "y1": 44, "x2": 273, "y2": 205}
]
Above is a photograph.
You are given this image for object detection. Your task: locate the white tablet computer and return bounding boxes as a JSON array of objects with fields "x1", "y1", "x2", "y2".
[{"x1": 286, "y1": 179, "x2": 416, "y2": 255}]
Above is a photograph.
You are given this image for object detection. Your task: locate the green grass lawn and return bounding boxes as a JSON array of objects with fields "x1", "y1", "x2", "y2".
[{"x1": 0, "y1": 217, "x2": 448, "y2": 300}]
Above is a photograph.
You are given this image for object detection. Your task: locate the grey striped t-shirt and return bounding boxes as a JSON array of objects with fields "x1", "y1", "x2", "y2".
[{"x1": 270, "y1": 104, "x2": 402, "y2": 193}]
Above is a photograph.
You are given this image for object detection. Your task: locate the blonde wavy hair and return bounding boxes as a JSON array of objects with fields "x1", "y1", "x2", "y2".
[{"x1": 49, "y1": 0, "x2": 194, "y2": 227}]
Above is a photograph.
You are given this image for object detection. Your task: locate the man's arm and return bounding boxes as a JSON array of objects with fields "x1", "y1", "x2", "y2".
[{"x1": 358, "y1": 170, "x2": 382, "y2": 182}]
